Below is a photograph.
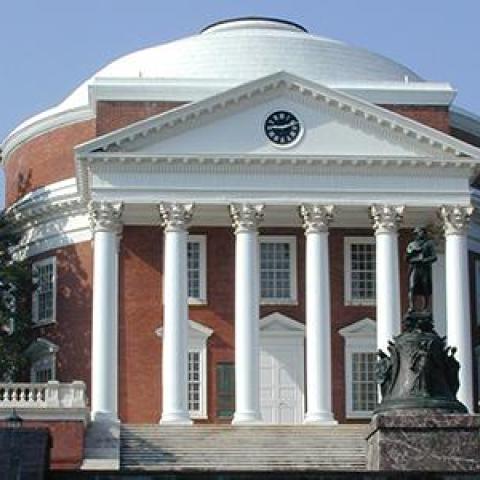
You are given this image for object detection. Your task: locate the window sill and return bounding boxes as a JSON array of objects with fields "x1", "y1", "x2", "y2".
[
  {"x1": 260, "y1": 299, "x2": 298, "y2": 306},
  {"x1": 190, "y1": 414, "x2": 208, "y2": 420},
  {"x1": 188, "y1": 299, "x2": 207, "y2": 307},
  {"x1": 346, "y1": 411, "x2": 374, "y2": 419},
  {"x1": 345, "y1": 300, "x2": 376, "y2": 307},
  {"x1": 32, "y1": 319, "x2": 56, "y2": 328}
]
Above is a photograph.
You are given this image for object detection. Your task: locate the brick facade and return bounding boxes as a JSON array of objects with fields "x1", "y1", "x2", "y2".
[
  {"x1": 32, "y1": 242, "x2": 92, "y2": 395},
  {"x1": 114, "y1": 225, "x2": 412, "y2": 424},
  {"x1": 13, "y1": 99, "x2": 480, "y2": 426},
  {"x1": 5, "y1": 120, "x2": 95, "y2": 206}
]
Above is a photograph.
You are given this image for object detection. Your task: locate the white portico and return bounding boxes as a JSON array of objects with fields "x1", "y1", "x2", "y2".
[{"x1": 77, "y1": 71, "x2": 480, "y2": 423}]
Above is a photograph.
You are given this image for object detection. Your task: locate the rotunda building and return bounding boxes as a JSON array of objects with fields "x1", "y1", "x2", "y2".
[{"x1": 2, "y1": 17, "x2": 480, "y2": 435}]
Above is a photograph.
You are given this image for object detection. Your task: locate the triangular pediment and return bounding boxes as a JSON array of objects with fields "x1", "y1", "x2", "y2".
[
  {"x1": 76, "y1": 72, "x2": 480, "y2": 161},
  {"x1": 260, "y1": 312, "x2": 305, "y2": 334},
  {"x1": 338, "y1": 317, "x2": 376, "y2": 338}
]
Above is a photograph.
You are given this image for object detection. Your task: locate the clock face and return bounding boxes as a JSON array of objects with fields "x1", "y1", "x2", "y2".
[{"x1": 264, "y1": 110, "x2": 302, "y2": 146}]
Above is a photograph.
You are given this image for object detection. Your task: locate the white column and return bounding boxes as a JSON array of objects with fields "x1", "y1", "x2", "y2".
[
  {"x1": 230, "y1": 203, "x2": 264, "y2": 424},
  {"x1": 370, "y1": 205, "x2": 404, "y2": 353},
  {"x1": 300, "y1": 205, "x2": 337, "y2": 424},
  {"x1": 159, "y1": 203, "x2": 194, "y2": 424},
  {"x1": 89, "y1": 201, "x2": 123, "y2": 423},
  {"x1": 440, "y1": 205, "x2": 474, "y2": 412}
]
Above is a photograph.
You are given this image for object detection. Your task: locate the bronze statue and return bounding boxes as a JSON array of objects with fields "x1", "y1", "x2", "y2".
[
  {"x1": 375, "y1": 226, "x2": 466, "y2": 414},
  {"x1": 406, "y1": 227, "x2": 437, "y2": 312}
]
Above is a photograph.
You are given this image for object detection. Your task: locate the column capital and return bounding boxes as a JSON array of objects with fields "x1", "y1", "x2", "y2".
[
  {"x1": 440, "y1": 205, "x2": 473, "y2": 236},
  {"x1": 299, "y1": 204, "x2": 334, "y2": 234},
  {"x1": 230, "y1": 204, "x2": 264, "y2": 233},
  {"x1": 370, "y1": 204, "x2": 404, "y2": 234},
  {"x1": 159, "y1": 203, "x2": 194, "y2": 232},
  {"x1": 88, "y1": 201, "x2": 124, "y2": 234}
]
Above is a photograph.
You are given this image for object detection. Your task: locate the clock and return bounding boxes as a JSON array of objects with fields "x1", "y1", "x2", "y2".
[{"x1": 264, "y1": 110, "x2": 302, "y2": 146}]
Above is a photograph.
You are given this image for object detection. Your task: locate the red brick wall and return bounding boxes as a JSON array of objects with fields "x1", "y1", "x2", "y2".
[
  {"x1": 31, "y1": 242, "x2": 92, "y2": 392},
  {"x1": 4, "y1": 120, "x2": 96, "y2": 206},
  {"x1": 382, "y1": 105, "x2": 450, "y2": 133},
  {"x1": 0, "y1": 421, "x2": 85, "y2": 470},
  {"x1": 96, "y1": 101, "x2": 186, "y2": 136},
  {"x1": 118, "y1": 226, "x2": 412, "y2": 424}
]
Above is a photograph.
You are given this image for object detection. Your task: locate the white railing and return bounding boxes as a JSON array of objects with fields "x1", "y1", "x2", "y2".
[{"x1": 0, "y1": 381, "x2": 87, "y2": 409}]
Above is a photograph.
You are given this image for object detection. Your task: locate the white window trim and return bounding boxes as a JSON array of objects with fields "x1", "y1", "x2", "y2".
[
  {"x1": 188, "y1": 235, "x2": 207, "y2": 306},
  {"x1": 259, "y1": 236, "x2": 297, "y2": 305},
  {"x1": 344, "y1": 236, "x2": 376, "y2": 306},
  {"x1": 32, "y1": 256, "x2": 57, "y2": 326},
  {"x1": 156, "y1": 320, "x2": 213, "y2": 419},
  {"x1": 339, "y1": 318, "x2": 377, "y2": 419}
]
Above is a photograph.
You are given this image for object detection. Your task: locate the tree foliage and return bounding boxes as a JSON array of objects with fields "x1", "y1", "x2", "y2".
[{"x1": 0, "y1": 211, "x2": 32, "y2": 381}]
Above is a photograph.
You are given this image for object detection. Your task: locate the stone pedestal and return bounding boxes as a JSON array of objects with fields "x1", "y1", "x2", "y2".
[{"x1": 367, "y1": 413, "x2": 480, "y2": 471}]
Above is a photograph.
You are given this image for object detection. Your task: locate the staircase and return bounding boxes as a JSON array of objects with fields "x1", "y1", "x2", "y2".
[{"x1": 121, "y1": 424, "x2": 367, "y2": 471}]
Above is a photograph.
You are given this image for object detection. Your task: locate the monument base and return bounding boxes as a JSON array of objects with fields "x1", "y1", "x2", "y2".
[{"x1": 367, "y1": 412, "x2": 480, "y2": 471}]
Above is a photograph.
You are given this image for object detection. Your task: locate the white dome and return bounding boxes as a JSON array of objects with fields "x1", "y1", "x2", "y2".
[
  {"x1": 70, "y1": 17, "x2": 423, "y2": 101},
  {"x1": 8, "y1": 18, "x2": 424, "y2": 140}
]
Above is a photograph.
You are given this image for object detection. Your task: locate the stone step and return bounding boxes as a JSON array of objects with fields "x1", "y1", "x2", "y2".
[{"x1": 121, "y1": 424, "x2": 367, "y2": 471}]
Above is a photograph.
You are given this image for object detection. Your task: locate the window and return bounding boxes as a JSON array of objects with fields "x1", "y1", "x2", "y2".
[
  {"x1": 188, "y1": 351, "x2": 202, "y2": 414},
  {"x1": 216, "y1": 362, "x2": 235, "y2": 419},
  {"x1": 339, "y1": 318, "x2": 378, "y2": 418},
  {"x1": 344, "y1": 237, "x2": 376, "y2": 305},
  {"x1": 25, "y1": 338, "x2": 59, "y2": 383},
  {"x1": 32, "y1": 257, "x2": 56, "y2": 325},
  {"x1": 351, "y1": 352, "x2": 377, "y2": 412},
  {"x1": 31, "y1": 355, "x2": 55, "y2": 383},
  {"x1": 188, "y1": 236, "x2": 207, "y2": 305},
  {"x1": 260, "y1": 236, "x2": 297, "y2": 304},
  {"x1": 156, "y1": 320, "x2": 212, "y2": 419}
]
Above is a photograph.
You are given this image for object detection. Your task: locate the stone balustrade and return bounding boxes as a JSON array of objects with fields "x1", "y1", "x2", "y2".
[{"x1": 0, "y1": 381, "x2": 87, "y2": 409}]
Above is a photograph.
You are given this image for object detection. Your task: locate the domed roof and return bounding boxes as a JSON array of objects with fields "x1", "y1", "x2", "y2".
[
  {"x1": 8, "y1": 17, "x2": 424, "y2": 141},
  {"x1": 90, "y1": 17, "x2": 422, "y2": 83}
]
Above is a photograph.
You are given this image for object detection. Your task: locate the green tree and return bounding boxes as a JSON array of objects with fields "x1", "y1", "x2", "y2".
[{"x1": 0, "y1": 211, "x2": 32, "y2": 381}]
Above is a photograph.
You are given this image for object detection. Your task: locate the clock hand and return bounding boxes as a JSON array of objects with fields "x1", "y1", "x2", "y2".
[{"x1": 266, "y1": 121, "x2": 299, "y2": 131}]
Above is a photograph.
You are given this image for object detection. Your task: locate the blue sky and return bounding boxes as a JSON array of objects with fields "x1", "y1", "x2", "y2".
[{"x1": 1, "y1": 1, "x2": 479, "y2": 206}]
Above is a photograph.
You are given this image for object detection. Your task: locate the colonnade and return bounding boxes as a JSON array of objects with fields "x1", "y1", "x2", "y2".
[{"x1": 87, "y1": 201, "x2": 475, "y2": 423}]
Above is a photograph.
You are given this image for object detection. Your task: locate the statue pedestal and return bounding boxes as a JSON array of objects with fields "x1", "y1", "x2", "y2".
[{"x1": 367, "y1": 412, "x2": 480, "y2": 471}]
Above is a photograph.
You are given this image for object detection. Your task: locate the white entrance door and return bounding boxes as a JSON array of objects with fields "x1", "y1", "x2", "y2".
[{"x1": 260, "y1": 313, "x2": 305, "y2": 424}]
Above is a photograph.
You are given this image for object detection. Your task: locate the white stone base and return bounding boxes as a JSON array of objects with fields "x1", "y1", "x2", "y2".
[
  {"x1": 91, "y1": 411, "x2": 119, "y2": 424},
  {"x1": 304, "y1": 412, "x2": 338, "y2": 425},
  {"x1": 232, "y1": 412, "x2": 263, "y2": 425},
  {"x1": 81, "y1": 419, "x2": 120, "y2": 471},
  {"x1": 159, "y1": 412, "x2": 193, "y2": 425}
]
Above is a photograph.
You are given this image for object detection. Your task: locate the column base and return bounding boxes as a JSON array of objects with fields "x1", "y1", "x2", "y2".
[
  {"x1": 91, "y1": 411, "x2": 120, "y2": 424},
  {"x1": 160, "y1": 412, "x2": 193, "y2": 425},
  {"x1": 304, "y1": 411, "x2": 338, "y2": 425},
  {"x1": 232, "y1": 411, "x2": 263, "y2": 425}
]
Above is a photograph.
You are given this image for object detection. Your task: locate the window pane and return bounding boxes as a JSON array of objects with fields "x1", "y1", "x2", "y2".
[
  {"x1": 187, "y1": 242, "x2": 201, "y2": 299},
  {"x1": 260, "y1": 242, "x2": 291, "y2": 300},
  {"x1": 350, "y1": 242, "x2": 376, "y2": 301},
  {"x1": 34, "y1": 260, "x2": 55, "y2": 323},
  {"x1": 351, "y1": 352, "x2": 377, "y2": 412},
  {"x1": 188, "y1": 351, "x2": 202, "y2": 413},
  {"x1": 216, "y1": 362, "x2": 235, "y2": 418},
  {"x1": 32, "y1": 355, "x2": 54, "y2": 383}
]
